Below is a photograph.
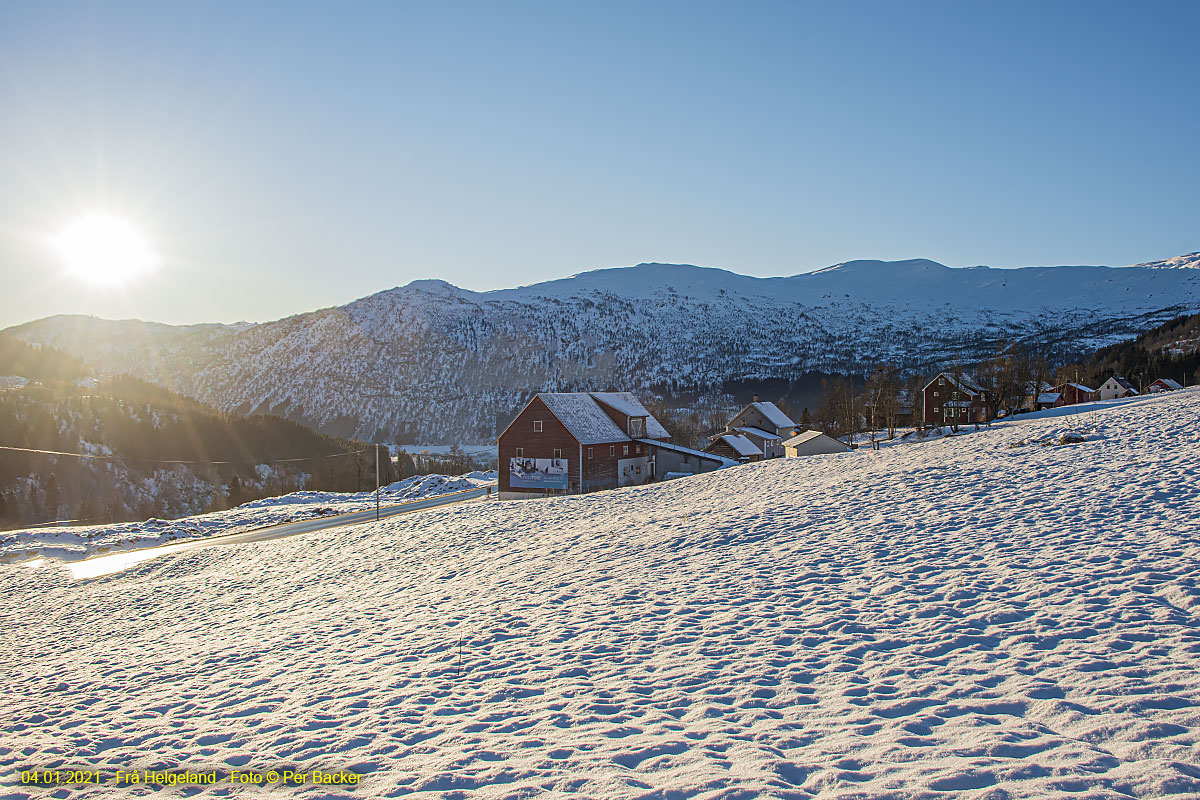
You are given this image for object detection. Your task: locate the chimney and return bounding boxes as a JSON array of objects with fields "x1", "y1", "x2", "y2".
[{"x1": 753, "y1": 393, "x2": 759, "y2": 403}]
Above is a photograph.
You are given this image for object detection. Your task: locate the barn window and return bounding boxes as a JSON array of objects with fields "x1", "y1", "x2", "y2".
[
  {"x1": 932, "y1": 391, "x2": 938, "y2": 397},
  {"x1": 933, "y1": 407, "x2": 939, "y2": 412},
  {"x1": 629, "y1": 417, "x2": 645, "y2": 437},
  {"x1": 553, "y1": 448, "x2": 562, "y2": 459},
  {"x1": 623, "y1": 445, "x2": 629, "y2": 455},
  {"x1": 533, "y1": 420, "x2": 543, "y2": 432},
  {"x1": 635, "y1": 444, "x2": 641, "y2": 454},
  {"x1": 515, "y1": 447, "x2": 523, "y2": 457},
  {"x1": 587, "y1": 447, "x2": 593, "y2": 460},
  {"x1": 609, "y1": 445, "x2": 615, "y2": 456}
]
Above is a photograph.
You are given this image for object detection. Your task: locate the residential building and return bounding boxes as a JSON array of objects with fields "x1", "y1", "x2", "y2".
[
  {"x1": 922, "y1": 373, "x2": 994, "y2": 426},
  {"x1": 1098, "y1": 376, "x2": 1139, "y2": 400}
]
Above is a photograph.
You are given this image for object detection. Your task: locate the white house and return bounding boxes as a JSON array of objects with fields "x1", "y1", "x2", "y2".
[
  {"x1": 1098, "y1": 376, "x2": 1139, "y2": 400},
  {"x1": 783, "y1": 430, "x2": 850, "y2": 457},
  {"x1": 722, "y1": 397, "x2": 797, "y2": 459}
]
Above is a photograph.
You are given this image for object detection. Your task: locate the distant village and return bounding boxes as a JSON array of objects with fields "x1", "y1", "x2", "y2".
[{"x1": 496, "y1": 372, "x2": 1186, "y2": 500}]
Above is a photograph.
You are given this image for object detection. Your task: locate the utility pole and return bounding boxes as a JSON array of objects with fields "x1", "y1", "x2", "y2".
[{"x1": 375, "y1": 445, "x2": 380, "y2": 521}]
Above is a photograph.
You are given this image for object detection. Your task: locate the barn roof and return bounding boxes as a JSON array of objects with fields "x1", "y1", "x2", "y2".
[
  {"x1": 515, "y1": 392, "x2": 671, "y2": 445},
  {"x1": 1154, "y1": 377, "x2": 1184, "y2": 390},
  {"x1": 537, "y1": 393, "x2": 630, "y2": 445},
  {"x1": 589, "y1": 392, "x2": 671, "y2": 439}
]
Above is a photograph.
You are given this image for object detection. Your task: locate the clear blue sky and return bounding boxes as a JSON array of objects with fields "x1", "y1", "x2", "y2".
[{"x1": 1, "y1": 1, "x2": 1198, "y2": 328}]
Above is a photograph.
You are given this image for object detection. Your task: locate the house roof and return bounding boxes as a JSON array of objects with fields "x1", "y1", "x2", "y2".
[
  {"x1": 1107, "y1": 376, "x2": 1138, "y2": 391},
  {"x1": 1056, "y1": 382, "x2": 1095, "y2": 393},
  {"x1": 1153, "y1": 378, "x2": 1184, "y2": 390},
  {"x1": 641, "y1": 438, "x2": 738, "y2": 467},
  {"x1": 782, "y1": 429, "x2": 847, "y2": 449},
  {"x1": 1037, "y1": 392, "x2": 1061, "y2": 404},
  {"x1": 926, "y1": 372, "x2": 985, "y2": 397},
  {"x1": 736, "y1": 426, "x2": 782, "y2": 442},
  {"x1": 713, "y1": 433, "x2": 762, "y2": 458},
  {"x1": 748, "y1": 401, "x2": 796, "y2": 430},
  {"x1": 589, "y1": 392, "x2": 671, "y2": 438}
]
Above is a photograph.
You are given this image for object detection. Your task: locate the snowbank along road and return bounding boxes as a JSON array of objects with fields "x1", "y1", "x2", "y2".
[{"x1": 2, "y1": 390, "x2": 1198, "y2": 798}]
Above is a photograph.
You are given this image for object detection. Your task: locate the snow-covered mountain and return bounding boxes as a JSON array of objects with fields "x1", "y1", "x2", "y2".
[{"x1": 7, "y1": 256, "x2": 1200, "y2": 442}]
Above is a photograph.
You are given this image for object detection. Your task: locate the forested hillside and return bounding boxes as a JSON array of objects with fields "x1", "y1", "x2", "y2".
[{"x1": 0, "y1": 337, "x2": 399, "y2": 529}]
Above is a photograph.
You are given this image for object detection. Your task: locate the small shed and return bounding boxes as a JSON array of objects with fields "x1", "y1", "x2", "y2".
[
  {"x1": 783, "y1": 430, "x2": 850, "y2": 457},
  {"x1": 705, "y1": 433, "x2": 763, "y2": 462}
]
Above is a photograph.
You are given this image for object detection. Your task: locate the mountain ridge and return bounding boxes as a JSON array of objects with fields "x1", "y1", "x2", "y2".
[{"x1": 6, "y1": 254, "x2": 1200, "y2": 443}]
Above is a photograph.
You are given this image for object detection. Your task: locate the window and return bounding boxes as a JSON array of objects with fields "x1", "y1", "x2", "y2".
[
  {"x1": 635, "y1": 444, "x2": 641, "y2": 454},
  {"x1": 623, "y1": 445, "x2": 629, "y2": 455},
  {"x1": 533, "y1": 420, "x2": 543, "y2": 432},
  {"x1": 553, "y1": 448, "x2": 562, "y2": 459},
  {"x1": 629, "y1": 417, "x2": 645, "y2": 437},
  {"x1": 932, "y1": 391, "x2": 938, "y2": 397},
  {"x1": 587, "y1": 447, "x2": 593, "y2": 460},
  {"x1": 515, "y1": 447, "x2": 524, "y2": 457},
  {"x1": 683, "y1": 454, "x2": 690, "y2": 464},
  {"x1": 932, "y1": 407, "x2": 939, "y2": 413}
]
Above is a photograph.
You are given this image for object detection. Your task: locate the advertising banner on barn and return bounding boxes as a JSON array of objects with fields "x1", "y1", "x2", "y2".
[{"x1": 509, "y1": 458, "x2": 569, "y2": 490}]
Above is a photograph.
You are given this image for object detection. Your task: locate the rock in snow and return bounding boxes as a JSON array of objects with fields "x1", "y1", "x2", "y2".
[{"x1": 1, "y1": 391, "x2": 1198, "y2": 798}]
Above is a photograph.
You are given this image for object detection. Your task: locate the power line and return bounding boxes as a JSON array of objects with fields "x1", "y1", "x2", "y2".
[{"x1": 0, "y1": 444, "x2": 372, "y2": 466}]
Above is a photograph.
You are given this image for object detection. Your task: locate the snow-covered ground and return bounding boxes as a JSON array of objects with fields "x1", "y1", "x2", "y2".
[
  {"x1": 0, "y1": 471, "x2": 496, "y2": 564},
  {"x1": 2, "y1": 391, "x2": 1198, "y2": 798}
]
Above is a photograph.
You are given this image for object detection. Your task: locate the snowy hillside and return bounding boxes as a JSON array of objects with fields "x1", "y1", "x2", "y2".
[
  {"x1": 0, "y1": 471, "x2": 495, "y2": 563},
  {"x1": 3, "y1": 390, "x2": 1197, "y2": 798},
  {"x1": 7, "y1": 256, "x2": 1200, "y2": 442}
]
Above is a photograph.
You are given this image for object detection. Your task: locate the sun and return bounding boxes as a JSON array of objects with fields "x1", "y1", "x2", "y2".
[{"x1": 52, "y1": 215, "x2": 160, "y2": 285}]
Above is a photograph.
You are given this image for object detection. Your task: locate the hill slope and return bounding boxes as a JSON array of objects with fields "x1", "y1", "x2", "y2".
[
  {"x1": 7, "y1": 257, "x2": 1200, "y2": 443},
  {"x1": 3, "y1": 389, "x2": 1197, "y2": 797}
]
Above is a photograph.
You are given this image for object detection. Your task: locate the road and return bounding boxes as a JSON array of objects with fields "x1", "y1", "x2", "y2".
[{"x1": 68, "y1": 484, "x2": 496, "y2": 580}]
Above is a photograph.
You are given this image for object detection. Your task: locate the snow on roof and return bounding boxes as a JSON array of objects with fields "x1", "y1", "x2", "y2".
[
  {"x1": 1154, "y1": 378, "x2": 1184, "y2": 390},
  {"x1": 642, "y1": 439, "x2": 738, "y2": 467},
  {"x1": 589, "y1": 392, "x2": 671, "y2": 439},
  {"x1": 1108, "y1": 376, "x2": 1138, "y2": 391},
  {"x1": 1037, "y1": 393, "x2": 1061, "y2": 404},
  {"x1": 782, "y1": 429, "x2": 836, "y2": 447},
  {"x1": 927, "y1": 372, "x2": 984, "y2": 396},
  {"x1": 736, "y1": 426, "x2": 782, "y2": 441},
  {"x1": 716, "y1": 433, "x2": 762, "y2": 458},
  {"x1": 1057, "y1": 382, "x2": 1095, "y2": 393},
  {"x1": 537, "y1": 393, "x2": 630, "y2": 445},
  {"x1": 750, "y1": 401, "x2": 796, "y2": 429}
]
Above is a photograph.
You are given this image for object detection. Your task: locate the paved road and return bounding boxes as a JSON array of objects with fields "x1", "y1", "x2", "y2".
[{"x1": 69, "y1": 485, "x2": 496, "y2": 579}]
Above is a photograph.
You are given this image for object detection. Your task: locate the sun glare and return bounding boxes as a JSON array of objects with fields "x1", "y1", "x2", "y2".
[{"x1": 52, "y1": 215, "x2": 160, "y2": 285}]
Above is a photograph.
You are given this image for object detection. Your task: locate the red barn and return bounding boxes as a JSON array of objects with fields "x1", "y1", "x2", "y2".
[
  {"x1": 922, "y1": 373, "x2": 994, "y2": 426},
  {"x1": 1052, "y1": 382, "x2": 1098, "y2": 407},
  {"x1": 497, "y1": 392, "x2": 671, "y2": 499}
]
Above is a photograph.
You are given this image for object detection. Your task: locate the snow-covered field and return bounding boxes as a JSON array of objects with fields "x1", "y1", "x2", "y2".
[
  {"x1": 2, "y1": 391, "x2": 1198, "y2": 798},
  {"x1": 0, "y1": 471, "x2": 496, "y2": 564}
]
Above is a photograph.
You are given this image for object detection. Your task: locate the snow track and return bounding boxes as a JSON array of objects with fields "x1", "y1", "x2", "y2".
[{"x1": 2, "y1": 392, "x2": 1198, "y2": 798}]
